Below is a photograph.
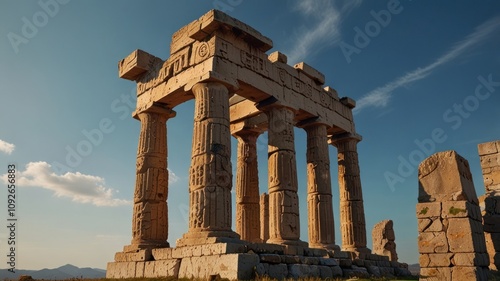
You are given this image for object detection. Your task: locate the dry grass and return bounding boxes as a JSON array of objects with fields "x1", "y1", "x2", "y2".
[{"x1": 5, "y1": 277, "x2": 420, "y2": 281}]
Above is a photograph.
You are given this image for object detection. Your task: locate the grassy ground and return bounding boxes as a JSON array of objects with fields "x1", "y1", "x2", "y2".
[
  {"x1": 9, "y1": 271, "x2": 500, "y2": 281},
  {"x1": 7, "y1": 277, "x2": 420, "y2": 281}
]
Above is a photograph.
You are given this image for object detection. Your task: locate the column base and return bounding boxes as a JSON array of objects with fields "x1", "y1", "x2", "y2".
[
  {"x1": 176, "y1": 230, "x2": 241, "y2": 247},
  {"x1": 123, "y1": 241, "x2": 170, "y2": 253},
  {"x1": 266, "y1": 238, "x2": 308, "y2": 249},
  {"x1": 309, "y1": 243, "x2": 341, "y2": 251},
  {"x1": 343, "y1": 247, "x2": 372, "y2": 259}
]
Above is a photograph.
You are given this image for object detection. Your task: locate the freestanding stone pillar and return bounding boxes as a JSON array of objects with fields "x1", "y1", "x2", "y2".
[
  {"x1": 260, "y1": 104, "x2": 304, "y2": 246},
  {"x1": 478, "y1": 140, "x2": 500, "y2": 271},
  {"x1": 127, "y1": 103, "x2": 176, "y2": 251},
  {"x1": 177, "y1": 82, "x2": 239, "y2": 246},
  {"x1": 372, "y1": 220, "x2": 398, "y2": 262},
  {"x1": 300, "y1": 122, "x2": 337, "y2": 249},
  {"x1": 417, "y1": 151, "x2": 489, "y2": 281},
  {"x1": 330, "y1": 133, "x2": 369, "y2": 254},
  {"x1": 233, "y1": 129, "x2": 263, "y2": 243}
]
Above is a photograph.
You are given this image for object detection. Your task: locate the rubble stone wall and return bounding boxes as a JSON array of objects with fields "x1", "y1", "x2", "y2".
[{"x1": 478, "y1": 140, "x2": 500, "y2": 271}]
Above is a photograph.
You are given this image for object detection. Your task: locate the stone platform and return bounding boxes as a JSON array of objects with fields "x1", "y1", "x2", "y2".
[{"x1": 106, "y1": 242, "x2": 412, "y2": 279}]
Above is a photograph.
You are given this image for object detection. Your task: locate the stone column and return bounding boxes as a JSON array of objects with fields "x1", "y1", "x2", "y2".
[
  {"x1": 177, "y1": 82, "x2": 239, "y2": 246},
  {"x1": 302, "y1": 123, "x2": 337, "y2": 249},
  {"x1": 233, "y1": 129, "x2": 262, "y2": 243},
  {"x1": 127, "y1": 103, "x2": 175, "y2": 251},
  {"x1": 260, "y1": 193, "x2": 269, "y2": 243},
  {"x1": 330, "y1": 133, "x2": 369, "y2": 254},
  {"x1": 261, "y1": 105, "x2": 305, "y2": 246}
]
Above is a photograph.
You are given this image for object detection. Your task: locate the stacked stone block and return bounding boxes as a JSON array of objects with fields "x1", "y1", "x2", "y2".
[
  {"x1": 417, "y1": 151, "x2": 489, "y2": 280},
  {"x1": 478, "y1": 140, "x2": 500, "y2": 270},
  {"x1": 107, "y1": 242, "x2": 411, "y2": 279}
]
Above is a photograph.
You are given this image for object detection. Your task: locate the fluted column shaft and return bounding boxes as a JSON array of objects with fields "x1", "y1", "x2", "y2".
[
  {"x1": 129, "y1": 104, "x2": 175, "y2": 250},
  {"x1": 331, "y1": 133, "x2": 368, "y2": 253},
  {"x1": 264, "y1": 106, "x2": 303, "y2": 245},
  {"x1": 234, "y1": 130, "x2": 262, "y2": 242},
  {"x1": 178, "y1": 82, "x2": 239, "y2": 246},
  {"x1": 260, "y1": 193, "x2": 269, "y2": 243},
  {"x1": 305, "y1": 123, "x2": 336, "y2": 249}
]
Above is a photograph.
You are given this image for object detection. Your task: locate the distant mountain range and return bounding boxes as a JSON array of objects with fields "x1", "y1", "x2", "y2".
[
  {"x1": 0, "y1": 263, "x2": 420, "y2": 279},
  {"x1": 0, "y1": 264, "x2": 105, "y2": 280},
  {"x1": 407, "y1": 263, "x2": 420, "y2": 275}
]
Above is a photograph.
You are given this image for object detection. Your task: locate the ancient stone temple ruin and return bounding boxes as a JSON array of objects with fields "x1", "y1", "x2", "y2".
[{"x1": 106, "y1": 10, "x2": 410, "y2": 279}]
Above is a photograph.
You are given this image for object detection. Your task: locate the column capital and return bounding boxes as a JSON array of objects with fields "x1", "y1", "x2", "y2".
[
  {"x1": 329, "y1": 132, "x2": 362, "y2": 146},
  {"x1": 230, "y1": 115, "x2": 267, "y2": 137},
  {"x1": 296, "y1": 117, "x2": 327, "y2": 129},
  {"x1": 231, "y1": 126, "x2": 264, "y2": 139},
  {"x1": 187, "y1": 79, "x2": 238, "y2": 97},
  {"x1": 133, "y1": 102, "x2": 176, "y2": 120},
  {"x1": 255, "y1": 96, "x2": 296, "y2": 114},
  {"x1": 192, "y1": 81, "x2": 227, "y2": 92}
]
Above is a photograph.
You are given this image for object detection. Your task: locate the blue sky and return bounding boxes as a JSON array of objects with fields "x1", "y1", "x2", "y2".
[{"x1": 1, "y1": 0, "x2": 499, "y2": 271}]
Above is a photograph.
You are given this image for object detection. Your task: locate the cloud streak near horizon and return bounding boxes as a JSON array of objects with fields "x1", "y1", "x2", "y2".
[
  {"x1": 1, "y1": 161, "x2": 179, "y2": 206},
  {"x1": 2, "y1": 161, "x2": 131, "y2": 207},
  {"x1": 354, "y1": 16, "x2": 500, "y2": 114},
  {"x1": 287, "y1": 0, "x2": 362, "y2": 64}
]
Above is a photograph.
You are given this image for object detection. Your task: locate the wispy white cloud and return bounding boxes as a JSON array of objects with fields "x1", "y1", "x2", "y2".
[
  {"x1": 287, "y1": 0, "x2": 362, "y2": 64},
  {"x1": 0, "y1": 139, "x2": 15, "y2": 154},
  {"x1": 1, "y1": 161, "x2": 131, "y2": 207},
  {"x1": 168, "y1": 168, "x2": 179, "y2": 184},
  {"x1": 355, "y1": 16, "x2": 500, "y2": 113}
]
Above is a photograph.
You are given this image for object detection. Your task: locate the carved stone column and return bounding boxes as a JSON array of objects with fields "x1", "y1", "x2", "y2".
[
  {"x1": 260, "y1": 193, "x2": 269, "y2": 243},
  {"x1": 233, "y1": 129, "x2": 262, "y2": 243},
  {"x1": 330, "y1": 133, "x2": 369, "y2": 254},
  {"x1": 260, "y1": 104, "x2": 305, "y2": 246},
  {"x1": 177, "y1": 82, "x2": 239, "y2": 246},
  {"x1": 127, "y1": 103, "x2": 175, "y2": 251},
  {"x1": 302, "y1": 122, "x2": 337, "y2": 249}
]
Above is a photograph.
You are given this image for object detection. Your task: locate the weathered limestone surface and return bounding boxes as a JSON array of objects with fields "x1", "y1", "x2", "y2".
[
  {"x1": 330, "y1": 133, "x2": 369, "y2": 255},
  {"x1": 478, "y1": 140, "x2": 500, "y2": 271},
  {"x1": 479, "y1": 141, "x2": 500, "y2": 193},
  {"x1": 417, "y1": 151, "x2": 489, "y2": 281},
  {"x1": 418, "y1": 150, "x2": 479, "y2": 204},
  {"x1": 372, "y1": 220, "x2": 398, "y2": 262}
]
